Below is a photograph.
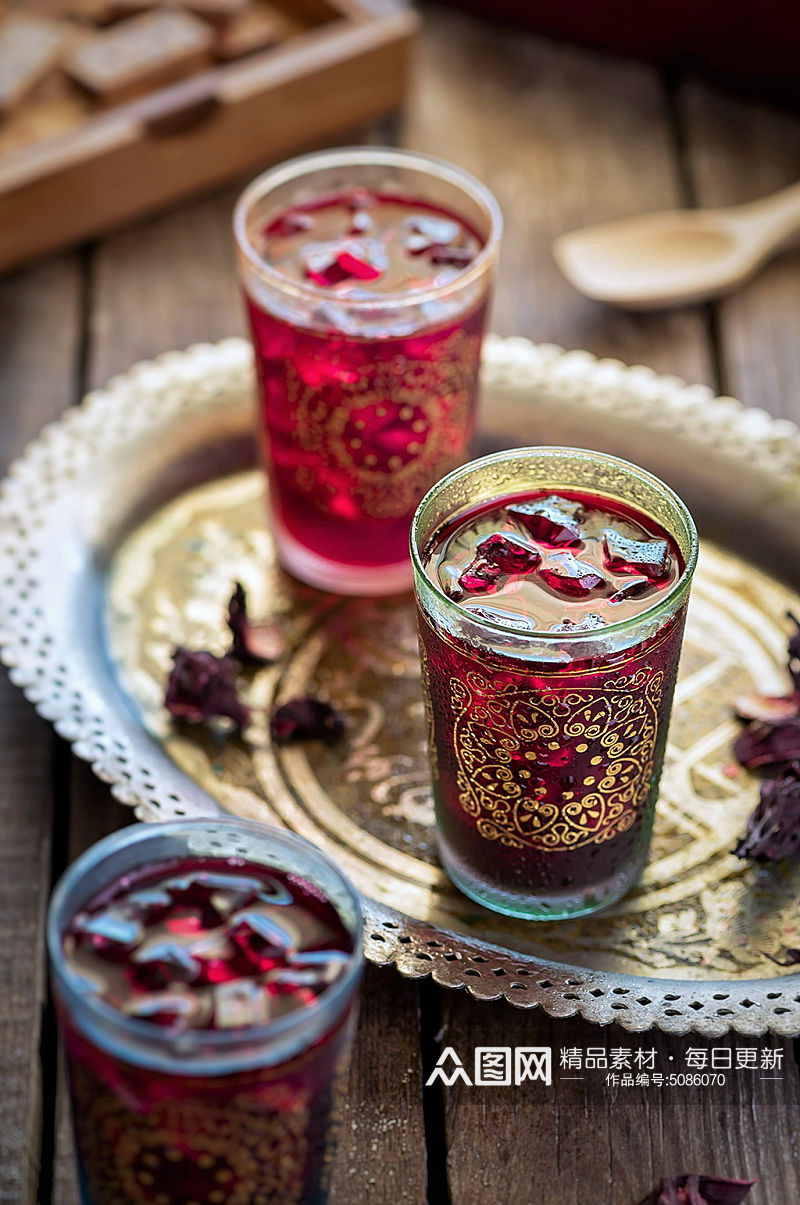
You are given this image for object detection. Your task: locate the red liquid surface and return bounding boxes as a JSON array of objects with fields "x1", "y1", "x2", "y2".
[
  {"x1": 60, "y1": 857, "x2": 357, "y2": 1205},
  {"x1": 257, "y1": 190, "x2": 483, "y2": 295},
  {"x1": 426, "y1": 488, "x2": 681, "y2": 627},
  {"x1": 246, "y1": 189, "x2": 489, "y2": 574},
  {"x1": 64, "y1": 857, "x2": 353, "y2": 1028},
  {"x1": 420, "y1": 490, "x2": 687, "y2": 912}
]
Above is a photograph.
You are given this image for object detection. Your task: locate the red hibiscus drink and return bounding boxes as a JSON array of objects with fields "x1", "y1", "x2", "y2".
[
  {"x1": 411, "y1": 448, "x2": 698, "y2": 920},
  {"x1": 47, "y1": 820, "x2": 363, "y2": 1205},
  {"x1": 234, "y1": 148, "x2": 501, "y2": 594}
]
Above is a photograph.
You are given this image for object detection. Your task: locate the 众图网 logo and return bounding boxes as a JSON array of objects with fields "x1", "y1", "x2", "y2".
[{"x1": 425, "y1": 1046, "x2": 552, "y2": 1087}]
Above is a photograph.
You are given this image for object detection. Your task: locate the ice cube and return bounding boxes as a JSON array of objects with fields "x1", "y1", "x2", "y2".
[
  {"x1": 539, "y1": 553, "x2": 606, "y2": 598},
  {"x1": 124, "y1": 888, "x2": 172, "y2": 922},
  {"x1": 187, "y1": 932, "x2": 241, "y2": 984},
  {"x1": 404, "y1": 213, "x2": 461, "y2": 247},
  {"x1": 603, "y1": 528, "x2": 671, "y2": 580},
  {"x1": 76, "y1": 909, "x2": 142, "y2": 958},
  {"x1": 457, "y1": 528, "x2": 540, "y2": 595},
  {"x1": 608, "y1": 576, "x2": 652, "y2": 605},
  {"x1": 440, "y1": 564, "x2": 464, "y2": 600},
  {"x1": 550, "y1": 613, "x2": 606, "y2": 633},
  {"x1": 303, "y1": 240, "x2": 388, "y2": 287},
  {"x1": 303, "y1": 246, "x2": 352, "y2": 287},
  {"x1": 123, "y1": 989, "x2": 204, "y2": 1028},
  {"x1": 349, "y1": 210, "x2": 374, "y2": 235},
  {"x1": 465, "y1": 603, "x2": 536, "y2": 632},
  {"x1": 189, "y1": 931, "x2": 233, "y2": 959},
  {"x1": 270, "y1": 903, "x2": 342, "y2": 953},
  {"x1": 213, "y1": 979, "x2": 270, "y2": 1029},
  {"x1": 232, "y1": 910, "x2": 293, "y2": 946},
  {"x1": 267, "y1": 967, "x2": 329, "y2": 991},
  {"x1": 268, "y1": 950, "x2": 348, "y2": 993},
  {"x1": 405, "y1": 232, "x2": 435, "y2": 255},
  {"x1": 507, "y1": 496, "x2": 583, "y2": 546},
  {"x1": 458, "y1": 556, "x2": 504, "y2": 594},
  {"x1": 229, "y1": 910, "x2": 293, "y2": 970},
  {"x1": 131, "y1": 941, "x2": 201, "y2": 989},
  {"x1": 475, "y1": 531, "x2": 541, "y2": 575},
  {"x1": 290, "y1": 948, "x2": 351, "y2": 976}
]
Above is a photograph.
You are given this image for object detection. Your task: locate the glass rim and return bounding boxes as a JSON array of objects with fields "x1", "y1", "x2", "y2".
[
  {"x1": 232, "y1": 145, "x2": 503, "y2": 312},
  {"x1": 410, "y1": 445, "x2": 699, "y2": 642},
  {"x1": 47, "y1": 818, "x2": 364, "y2": 1063}
]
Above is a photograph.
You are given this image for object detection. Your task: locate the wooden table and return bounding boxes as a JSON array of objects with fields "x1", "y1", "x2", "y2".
[{"x1": 3, "y1": 8, "x2": 800, "y2": 1203}]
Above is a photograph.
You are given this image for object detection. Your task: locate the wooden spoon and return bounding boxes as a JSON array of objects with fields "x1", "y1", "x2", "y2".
[{"x1": 553, "y1": 181, "x2": 800, "y2": 309}]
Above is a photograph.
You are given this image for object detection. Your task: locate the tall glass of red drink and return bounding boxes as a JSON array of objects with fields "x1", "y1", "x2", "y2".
[
  {"x1": 411, "y1": 447, "x2": 698, "y2": 920},
  {"x1": 234, "y1": 147, "x2": 502, "y2": 594},
  {"x1": 48, "y1": 819, "x2": 363, "y2": 1205}
]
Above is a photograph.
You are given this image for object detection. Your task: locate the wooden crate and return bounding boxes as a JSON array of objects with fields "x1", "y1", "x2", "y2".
[{"x1": 0, "y1": 0, "x2": 418, "y2": 273}]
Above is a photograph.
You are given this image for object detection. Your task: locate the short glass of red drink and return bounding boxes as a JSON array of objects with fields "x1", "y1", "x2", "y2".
[
  {"x1": 411, "y1": 447, "x2": 698, "y2": 920},
  {"x1": 48, "y1": 818, "x2": 363, "y2": 1205},
  {"x1": 234, "y1": 147, "x2": 502, "y2": 595}
]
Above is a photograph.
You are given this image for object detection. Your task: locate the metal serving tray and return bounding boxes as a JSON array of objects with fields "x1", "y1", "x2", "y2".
[{"x1": 3, "y1": 334, "x2": 800, "y2": 1036}]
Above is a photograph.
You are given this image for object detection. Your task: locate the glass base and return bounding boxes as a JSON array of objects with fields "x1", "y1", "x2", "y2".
[
  {"x1": 439, "y1": 842, "x2": 645, "y2": 921},
  {"x1": 274, "y1": 522, "x2": 412, "y2": 596}
]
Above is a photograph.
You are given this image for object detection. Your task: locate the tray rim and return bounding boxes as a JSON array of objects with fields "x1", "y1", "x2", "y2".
[{"x1": 4, "y1": 333, "x2": 800, "y2": 1036}]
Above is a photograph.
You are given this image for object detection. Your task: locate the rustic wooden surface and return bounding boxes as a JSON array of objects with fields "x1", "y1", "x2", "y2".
[{"x1": 2, "y1": 6, "x2": 800, "y2": 1203}]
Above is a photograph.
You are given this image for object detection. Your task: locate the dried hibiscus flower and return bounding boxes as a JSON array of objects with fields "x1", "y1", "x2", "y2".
[
  {"x1": 734, "y1": 761, "x2": 800, "y2": 861},
  {"x1": 227, "y1": 582, "x2": 285, "y2": 666},
  {"x1": 271, "y1": 697, "x2": 345, "y2": 745},
  {"x1": 165, "y1": 648, "x2": 250, "y2": 733},
  {"x1": 733, "y1": 718, "x2": 800, "y2": 769},
  {"x1": 637, "y1": 1174, "x2": 755, "y2": 1205}
]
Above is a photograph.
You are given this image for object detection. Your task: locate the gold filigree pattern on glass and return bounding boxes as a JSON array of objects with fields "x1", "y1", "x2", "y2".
[
  {"x1": 289, "y1": 329, "x2": 480, "y2": 520},
  {"x1": 71, "y1": 1062, "x2": 310, "y2": 1205},
  {"x1": 449, "y1": 666, "x2": 664, "y2": 851}
]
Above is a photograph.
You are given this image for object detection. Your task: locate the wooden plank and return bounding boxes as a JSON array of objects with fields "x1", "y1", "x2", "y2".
[
  {"x1": 0, "y1": 259, "x2": 84, "y2": 462},
  {"x1": 0, "y1": 257, "x2": 83, "y2": 1205},
  {"x1": 679, "y1": 83, "x2": 800, "y2": 421},
  {"x1": 86, "y1": 185, "x2": 246, "y2": 384},
  {"x1": 436, "y1": 1006, "x2": 800, "y2": 1204},
  {"x1": 51, "y1": 182, "x2": 428, "y2": 1204},
  {"x1": 0, "y1": 684, "x2": 53, "y2": 1205},
  {"x1": 329, "y1": 967, "x2": 425, "y2": 1205},
  {"x1": 402, "y1": 7, "x2": 713, "y2": 385}
]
